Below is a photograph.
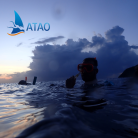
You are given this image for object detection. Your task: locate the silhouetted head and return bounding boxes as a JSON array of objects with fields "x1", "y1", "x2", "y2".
[
  {"x1": 79, "y1": 58, "x2": 98, "y2": 82},
  {"x1": 18, "y1": 80, "x2": 27, "y2": 85}
]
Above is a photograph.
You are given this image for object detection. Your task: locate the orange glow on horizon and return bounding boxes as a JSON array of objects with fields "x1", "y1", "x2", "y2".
[{"x1": 0, "y1": 75, "x2": 12, "y2": 80}]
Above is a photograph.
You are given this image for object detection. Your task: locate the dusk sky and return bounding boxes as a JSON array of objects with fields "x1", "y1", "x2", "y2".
[{"x1": 1, "y1": 0, "x2": 138, "y2": 83}]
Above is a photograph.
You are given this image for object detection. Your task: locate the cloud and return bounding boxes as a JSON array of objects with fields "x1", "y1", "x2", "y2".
[
  {"x1": 32, "y1": 36, "x2": 65, "y2": 45},
  {"x1": 129, "y1": 46, "x2": 138, "y2": 49},
  {"x1": 28, "y1": 37, "x2": 35, "y2": 40},
  {"x1": 105, "y1": 26, "x2": 124, "y2": 42},
  {"x1": 7, "y1": 26, "x2": 138, "y2": 83},
  {"x1": 17, "y1": 42, "x2": 23, "y2": 47}
]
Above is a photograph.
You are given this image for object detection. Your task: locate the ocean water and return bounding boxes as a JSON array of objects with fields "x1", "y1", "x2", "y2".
[{"x1": 0, "y1": 78, "x2": 138, "y2": 138}]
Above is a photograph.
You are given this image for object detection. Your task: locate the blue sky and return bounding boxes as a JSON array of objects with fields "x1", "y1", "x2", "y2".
[{"x1": 1, "y1": 0, "x2": 138, "y2": 83}]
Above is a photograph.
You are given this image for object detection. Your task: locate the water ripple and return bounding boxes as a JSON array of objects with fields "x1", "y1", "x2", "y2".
[{"x1": 0, "y1": 79, "x2": 137, "y2": 138}]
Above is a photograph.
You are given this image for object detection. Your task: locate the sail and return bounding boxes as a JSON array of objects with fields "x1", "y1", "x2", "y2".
[{"x1": 14, "y1": 11, "x2": 24, "y2": 27}]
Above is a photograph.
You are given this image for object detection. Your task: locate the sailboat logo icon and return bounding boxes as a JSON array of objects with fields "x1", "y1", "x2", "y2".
[{"x1": 7, "y1": 11, "x2": 25, "y2": 36}]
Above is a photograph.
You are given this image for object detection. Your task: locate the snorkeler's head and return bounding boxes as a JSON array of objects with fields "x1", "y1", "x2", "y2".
[{"x1": 79, "y1": 57, "x2": 98, "y2": 82}]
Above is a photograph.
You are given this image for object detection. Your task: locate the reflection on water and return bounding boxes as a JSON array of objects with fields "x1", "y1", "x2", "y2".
[
  {"x1": 0, "y1": 78, "x2": 137, "y2": 137},
  {"x1": 0, "y1": 84, "x2": 45, "y2": 138}
]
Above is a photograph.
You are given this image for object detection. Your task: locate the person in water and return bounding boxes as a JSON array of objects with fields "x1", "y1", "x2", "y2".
[
  {"x1": 18, "y1": 80, "x2": 31, "y2": 85},
  {"x1": 66, "y1": 57, "x2": 108, "y2": 107},
  {"x1": 66, "y1": 57, "x2": 98, "y2": 88}
]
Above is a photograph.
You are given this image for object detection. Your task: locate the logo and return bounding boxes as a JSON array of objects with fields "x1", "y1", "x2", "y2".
[
  {"x1": 26, "y1": 23, "x2": 50, "y2": 31},
  {"x1": 7, "y1": 11, "x2": 50, "y2": 36},
  {"x1": 7, "y1": 11, "x2": 25, "y2": 36}
]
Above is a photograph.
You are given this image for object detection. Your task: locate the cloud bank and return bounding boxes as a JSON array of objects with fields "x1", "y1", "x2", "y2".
[
  {"x1": 32, "y1": 36, "x2": 64, "y2": 45},
  {"x1": 3, "y1": 26, "x2": 138, "y2": 83}
]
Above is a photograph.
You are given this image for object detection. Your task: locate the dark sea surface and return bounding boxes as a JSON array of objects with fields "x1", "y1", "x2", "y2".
[{"x1": 0, "y1": 78, "x2": 138, "y2": 138}]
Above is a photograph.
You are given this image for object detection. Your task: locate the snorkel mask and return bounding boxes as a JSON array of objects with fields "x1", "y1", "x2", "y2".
[
  {"x1": 78, "y1": 57, "x2": 97, "y2": 73},
  {"x1": 77, "y1": 63, "x2": 97, "y2": 73}
]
